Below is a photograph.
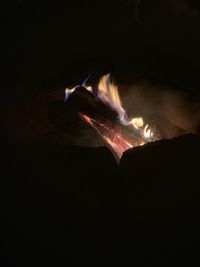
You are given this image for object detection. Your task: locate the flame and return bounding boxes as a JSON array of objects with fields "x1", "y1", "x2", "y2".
[
  {"x1": 143, "y1": 124, "x2": 153, "y2": 139},
  {"x1": 79, "y1": 113, "x2": 134, "y2": 160},
  {"x1": 64, "y1": 76, "x2": 92, "y2": 102},
  {"x1": 96, "y1": 74, "x2": 154, "y2": 142},
  {"x1": 129, "y1": 117, "x2": 144, "y2": 129},
  {"x1": 65, "y1": 73, "x2": 155, "y2": 160},
  {"x1": 64, "y1": 87, "x2": 76, "y2": 101},
  {"x1": 98, "y1": 74, "x2": 126, "y2": 122}
]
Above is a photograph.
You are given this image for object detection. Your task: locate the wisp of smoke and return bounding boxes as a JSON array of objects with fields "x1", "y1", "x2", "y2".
[{"x1": 120, "y1": 82, "x2": 200, "y2": 138}]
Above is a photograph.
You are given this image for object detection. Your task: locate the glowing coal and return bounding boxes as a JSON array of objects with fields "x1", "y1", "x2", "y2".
[{"x1": 64, "y1": 74, "x2": 157, "y2": 160}]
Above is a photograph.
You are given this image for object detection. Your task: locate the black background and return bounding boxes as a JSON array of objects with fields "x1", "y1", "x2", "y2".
[{"x1": 1, "y1": 1, "x2": 200, "y2": 265}]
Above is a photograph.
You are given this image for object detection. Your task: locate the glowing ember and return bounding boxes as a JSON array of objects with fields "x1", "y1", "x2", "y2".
[
  {"x1": 64, "y1": 74, "x2": 156, "y2": 160},
  {"x1": 79, "y1": 113, "x2": 134, "y2": 159}
]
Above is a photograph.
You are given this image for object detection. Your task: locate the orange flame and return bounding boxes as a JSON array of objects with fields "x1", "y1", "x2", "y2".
[{"x1": 96, "y1": 74, "x2": 154, "y2": 142}]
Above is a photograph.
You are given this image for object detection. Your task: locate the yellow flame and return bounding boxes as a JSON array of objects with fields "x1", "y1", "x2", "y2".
[
  {"x1": 98, "y1": 74, "x2": 125, "y2": 121},
  {"x1": 97, "y1": 74, "x2": 154, "y2": 141},
  {"x1": 65, "y1": 87, "x2": 76, "y2": 98},
  {"x1": 129, "y1": 117, "x2": 144, "y2": 129},
  {"x1": 143, "y1": 124, "x2": 153, "y2": 139},
  {"x1": 85, "y1": 85, "x2": 93, "y2": 92},
  {"x1": 98, "y1": 74, "x2": 122, "y2": 107},
  {"x1": 66, "y1": 73, "x2": 155, "y2": 145},
  {"x1": 65, "y1": 84, "x2": 93, "y2": 102}
]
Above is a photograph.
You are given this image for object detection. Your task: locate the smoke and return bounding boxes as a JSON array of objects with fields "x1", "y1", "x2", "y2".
[{"x1": 120, "y1": 83, "x2": 200, "y2": 138}]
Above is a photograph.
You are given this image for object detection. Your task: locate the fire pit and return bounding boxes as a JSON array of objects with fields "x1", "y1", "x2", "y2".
[{"x1": 64, "y1": 73, "x2": 158, "y2": 161}]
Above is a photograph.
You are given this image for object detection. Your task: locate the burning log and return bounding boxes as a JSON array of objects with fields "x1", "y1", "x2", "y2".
[
  {"x1": 64, "y1": 74, "x2": 155, "y2": 160},
  {"x1": 66, "y1": 85, "x2": 120, "y2": 124},
  {"x1": 64, "y1": 86, "x2": 144, "y2": 161}
]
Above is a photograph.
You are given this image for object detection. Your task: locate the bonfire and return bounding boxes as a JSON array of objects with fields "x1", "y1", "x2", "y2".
[{"x1": 64, "y1": 74, "x2": 157, "y2": 160}]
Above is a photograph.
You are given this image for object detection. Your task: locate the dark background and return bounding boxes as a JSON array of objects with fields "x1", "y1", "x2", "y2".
[
  {"x1": 2, "y1": 0, "x2": 200, "y2": 93},
  {"x1": 1, "y1": 1, "x2": 200, "y2": 265}
]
